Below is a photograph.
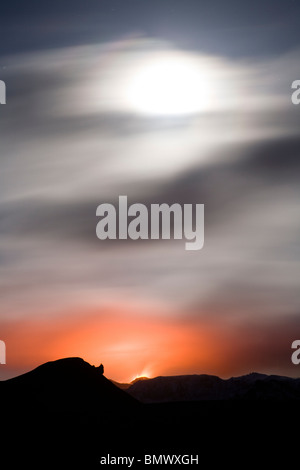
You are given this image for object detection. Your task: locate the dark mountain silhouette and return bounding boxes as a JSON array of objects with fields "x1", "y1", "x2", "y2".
[
  {"x1": 1, "y1": 357, "x2": 137, "y2": 414},
  {"x1": 125, "y1": 372, "x2": 300, "y2": 402},
  {"x1": 0, "y1": 358, "x2": 139, "y2": 467},
  {"x1": 1, "y1": 358, "x2": 299, "y2": 468}
]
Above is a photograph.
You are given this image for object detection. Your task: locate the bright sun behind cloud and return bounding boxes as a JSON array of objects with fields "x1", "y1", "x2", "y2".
[{"x1": 127, "y1": 53, "x2": 211, "y2": 116}]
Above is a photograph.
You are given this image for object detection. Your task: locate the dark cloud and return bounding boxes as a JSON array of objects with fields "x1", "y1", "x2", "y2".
[
  {"x1": 1, "y1": 135, "x2": 300, "y2": 241},
  {"x1": 1, "y1": 1, "x2": 300, "y2": 57}
]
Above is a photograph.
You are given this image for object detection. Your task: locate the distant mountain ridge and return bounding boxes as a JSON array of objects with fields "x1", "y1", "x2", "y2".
[
  {"x1": 1, "y1": 358, "x2": 300, "y2": 467},
  {"x1": 124, "y1": 371, "x2": 300, "y2": 402},
  {"x1": 2, "y1": 360, "x2": 299, "y2": 402}
]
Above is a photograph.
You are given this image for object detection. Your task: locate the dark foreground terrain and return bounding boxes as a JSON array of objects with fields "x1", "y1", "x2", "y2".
[{"x1": 1, "y1": 358, "x2": 299, "y2": 468}]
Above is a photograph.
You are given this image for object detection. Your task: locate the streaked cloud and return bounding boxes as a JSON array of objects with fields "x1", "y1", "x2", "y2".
[{"x1": 1, "y1": 39, "x2": 300, "y2": 378}]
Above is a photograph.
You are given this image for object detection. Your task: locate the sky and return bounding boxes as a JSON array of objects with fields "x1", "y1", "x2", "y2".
[{"x1": 1, "y1": 1, "x2": 300, "y2": 382}]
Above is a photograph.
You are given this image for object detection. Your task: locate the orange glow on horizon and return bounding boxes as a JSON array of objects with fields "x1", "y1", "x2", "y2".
[{"x1": 0, "y1": 302, "x2": 255, "y2": 382}]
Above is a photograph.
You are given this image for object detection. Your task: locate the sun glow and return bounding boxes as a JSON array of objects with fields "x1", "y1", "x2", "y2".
[
  {"x1": 130, "y1": 369, "x2": 151, "y2": 383},
  {"x1": 127, "y1": 53, "x2": 210, "y2": 116}
]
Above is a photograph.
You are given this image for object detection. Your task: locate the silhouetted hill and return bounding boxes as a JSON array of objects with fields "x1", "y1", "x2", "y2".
[
  {"x1": 0, "y1": 357, "x2": 140, "y2": 467},
  {"x1": 126, "y1": 372, "x2": 300, "y2": 402},
  {"x1": 1, "y1": 357, "x2": 137, "y2": 414},
  {"x1": 1, "y1": 359, "x2": 300, "y2": 468}
]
